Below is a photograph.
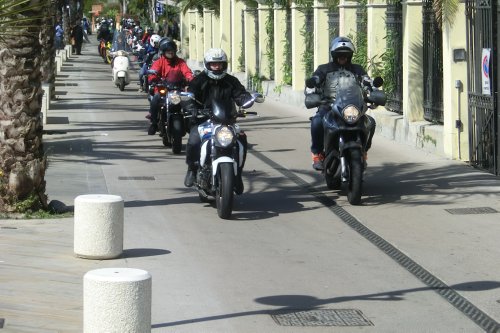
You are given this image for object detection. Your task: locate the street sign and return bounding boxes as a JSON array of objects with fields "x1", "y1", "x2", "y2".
[
  {"x1": 155, "y1": 1, "x2": 164, "y2": 16},
  {"x1": 482, "y1": 48, "x2": 491, "y2": 95}
]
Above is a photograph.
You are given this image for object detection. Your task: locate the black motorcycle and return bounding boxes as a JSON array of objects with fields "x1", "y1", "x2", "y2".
[
  {"x1": 306, "y1": 70, "x2": 386, "y2": 205},
  {"x1": 149, "y1": 79, "x2": 189, "y2": 154},
  {"x1": 187, "y1": 93, "x2": 264, "y2": 219}
]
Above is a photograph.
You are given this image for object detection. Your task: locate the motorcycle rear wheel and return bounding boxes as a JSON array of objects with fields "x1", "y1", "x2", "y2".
[
  {"x1": 171, "y1": 118, "x2": 183, "y2": 154},
  {"x1": 346, "y1": 149, "x2": 363, "y2": 205},
  {"x1": 216, "y1": 163, "x2": 234, "y2": 219}
]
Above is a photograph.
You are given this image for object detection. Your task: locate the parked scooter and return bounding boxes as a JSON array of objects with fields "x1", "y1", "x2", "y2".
[{"x1": 110, "y1": 50, "x2": 130, "y2": 91}]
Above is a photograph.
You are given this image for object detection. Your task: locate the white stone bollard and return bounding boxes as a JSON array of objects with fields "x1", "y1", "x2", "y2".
[
  {"x1": 84, "y1": 268, "x2": 152, "y2": 333},
  {"x1": 41, "y1": 83, "x2": 51, "y2": 125},
  {"x1": 74, "y1": 194, "x2": 124, "y2": 259}
]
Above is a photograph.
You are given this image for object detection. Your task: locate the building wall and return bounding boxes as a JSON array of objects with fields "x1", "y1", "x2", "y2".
[{"x1": 180, "y1": 1, "x2": 472, "y2": 162}]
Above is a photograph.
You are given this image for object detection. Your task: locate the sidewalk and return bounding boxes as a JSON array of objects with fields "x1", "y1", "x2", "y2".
[{"x1": 1, "y1": 40, "x2": 500, "y2": 333}]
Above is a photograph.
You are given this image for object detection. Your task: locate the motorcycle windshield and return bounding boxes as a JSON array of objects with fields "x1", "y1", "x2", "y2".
[
  {"x1": 211, "y1": 99, "x2": 237, "y2": 124},
  {"x1": 111, "y1": 30, "x2": 130, "y2": 52},
  {"x1": 334, "y1": 76, "x2": 364, "y2": 110}
]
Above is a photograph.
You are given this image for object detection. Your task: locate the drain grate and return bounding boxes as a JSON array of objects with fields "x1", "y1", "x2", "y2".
[
  {"x1": 445, "y1": 207, "x2": 498, "y2": 215},
  {"x1": 118, "y1": 176, "x2": 155, "y2": 181},
  {"x1": 271, "y1": 309, "x2": 373, "y2": 327}
]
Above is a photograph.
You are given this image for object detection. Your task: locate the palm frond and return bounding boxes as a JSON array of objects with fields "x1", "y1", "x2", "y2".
[{"x1": 432, "y1": 0, "x2": 459, "y2": 26}]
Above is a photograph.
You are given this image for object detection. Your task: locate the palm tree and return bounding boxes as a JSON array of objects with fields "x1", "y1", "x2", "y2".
[{"x1": 0, "y1": 0, "x2": 51, "y2": 213}]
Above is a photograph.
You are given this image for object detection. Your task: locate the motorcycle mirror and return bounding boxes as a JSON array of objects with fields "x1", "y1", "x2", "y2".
[
  {"x1": 373, "y1": 77, "x2": 384, "y2": 88},
  {"x1": 252, "y1": 93, "x2": 265, "y2": 103},
  {"x1": 367, "y1": 90, "x2": 387, "y2": 106}
]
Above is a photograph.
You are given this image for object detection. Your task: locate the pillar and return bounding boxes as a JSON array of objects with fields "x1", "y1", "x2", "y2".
[
  {"x1": 231, "y1": 0, "x2": 245, "y2": 72},
  {"x1": 291, "y1": 1, "x2": 307, "y2": 91},
  {"x1": 442, "y1": 3, "x2": 468, "y2": 160},
  {"x1": 402, "y1": 0, "x2": 424, "y2": 122},
  {"x1": 313, "y1": 0, "x2": 330, "y2": 69}
]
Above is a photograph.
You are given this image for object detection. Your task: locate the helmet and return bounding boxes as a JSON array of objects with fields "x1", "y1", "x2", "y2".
[
  {"x1": 203, "y1": 48, "x2": 228, "y2": 80},
  {"x1": 150, "y1": 34, "x2": 161, "y2": 48},
  {"x1": 330, "y1": 36, "x2": 355, "y2": 64},
  {"x1": 159, "y1": 38, "x2": 177, "y2": 58}
]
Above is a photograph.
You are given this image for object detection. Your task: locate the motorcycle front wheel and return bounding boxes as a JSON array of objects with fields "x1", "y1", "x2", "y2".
[
  {"x1": 216, "y1": 163, "x2": 234, "y2": 219},
  {"x1": 117, "y1": 77, "x2": 125, "y2": 91},
  {"x1": 171, "y1": 118, "x2": 183, "y2": 154},
  {"x1": 346, "y1": 149, "x2": 363, "y2": 205}
]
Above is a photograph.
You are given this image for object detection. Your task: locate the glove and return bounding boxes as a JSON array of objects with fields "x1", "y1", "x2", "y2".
[{"x1": 305, "y1": 76, "x2": 319, "y2": 88}]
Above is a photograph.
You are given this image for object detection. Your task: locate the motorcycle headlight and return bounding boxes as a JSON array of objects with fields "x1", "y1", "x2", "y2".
[
  {"x1": 342, "y1": 105, "x2": 360, "y2": 124},
  {"x1": 169, "y1": 92, "x2": 181, "y2": 105},
  {"x1": 159, "y1": 88, "x2": 166, "y2": 95},
  {"x1": 215, "y1": 126, "x2": 234, "y2": 147}
]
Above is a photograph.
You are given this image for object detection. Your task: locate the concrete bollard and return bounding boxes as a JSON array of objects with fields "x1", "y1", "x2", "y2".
[
  {"x1": 84, "y1": 268, "x2": 152, "y2": 333},
  {"x1": 74, "y1": 194, "x2": 124, "y2": 259},
  {"x1": 55, "y1": 55, "x2": 62, "y2": 74},
  {"x1": 41, "y1": 83, "x2": 51, "y2": 125}
]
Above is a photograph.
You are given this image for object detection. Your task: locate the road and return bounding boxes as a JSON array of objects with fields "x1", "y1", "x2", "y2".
[{"x1": 1, "y1": 38, "x2": 500, "y2": 332}]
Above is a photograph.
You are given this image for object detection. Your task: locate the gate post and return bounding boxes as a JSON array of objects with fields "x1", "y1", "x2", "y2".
[
  {"x1": 442, "y1": 4, "x2": 468, "y2": 160},
  {"x1": 402, "y1": 0, "x2": 424, "y2": 122}
]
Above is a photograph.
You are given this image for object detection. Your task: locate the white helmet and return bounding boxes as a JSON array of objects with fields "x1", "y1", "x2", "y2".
[
  {"x1": 150, "y1": 34, "x2": 161, "y2": 48},
  {"x1": 203, "y1": 48, "x2": 228, "y2": 80}
]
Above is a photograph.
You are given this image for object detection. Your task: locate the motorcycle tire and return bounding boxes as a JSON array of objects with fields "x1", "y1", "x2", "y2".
[
  {"x1": 171, "y1": 118, "x2": 183, "y2": 154},
  {"x1": 216, "y1": 163, "x2": 234, "y2": 219},
  {"x1": 162, "y1": 136, "x2": 171, "y2": 147},
  {"x1": 118, "y1": 77, "x2": 125, "y2": 91},
  {"x1": 346, "y1": 149, "x2": 363, "y2": 205}
]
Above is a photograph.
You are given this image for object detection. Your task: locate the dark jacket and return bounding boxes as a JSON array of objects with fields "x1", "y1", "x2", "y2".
[
  {"x1": 187, "y1": 71, "x2": 251, "y2": 110},
  {"x1": 311, "y1": 62, "x2": 367, "y2": 84}
]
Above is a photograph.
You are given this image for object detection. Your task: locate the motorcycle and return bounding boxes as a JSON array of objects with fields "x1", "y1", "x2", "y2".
[
  {"x1": 110, "y1": 50, "x2": 130, "y2": 91},
  {"x1": 306, "y1": 69, "x2": 386, "y2": 205},
  {"x1": 99, "y1": 39, "x2": 112, "y2": 64},
  {"x1": 149, "y1": 78, "x2": 189, "y2": 154},
  {"x1": 187, "y1": 93, "x2": 264, "y2": 219}
]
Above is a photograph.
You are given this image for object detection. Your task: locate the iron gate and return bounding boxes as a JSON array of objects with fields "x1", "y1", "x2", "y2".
[
  {"x1": 422, "y1": 0, "x2": 444, "y2": 123},
  {"x1": 466, "y1": 0, "x2": 498, "y2": 175}
]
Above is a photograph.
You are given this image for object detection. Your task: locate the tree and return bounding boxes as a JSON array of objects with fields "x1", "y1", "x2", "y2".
[{"x1": 0, "y1": 0, "x2": 51, "y2": 213}]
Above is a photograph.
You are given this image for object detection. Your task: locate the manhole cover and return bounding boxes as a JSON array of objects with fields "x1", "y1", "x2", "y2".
[
  {"x1": 271, "y1": 309, "x2": 373, "y2": 327},
  {"x1": 118, "y1": 176, "x2": 155, "y2": 181},
  {"x1": 445, "y1": 207, "x2": 498, "y2": 215}
]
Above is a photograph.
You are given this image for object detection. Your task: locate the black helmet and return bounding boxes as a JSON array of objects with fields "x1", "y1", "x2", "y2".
[
  {"x1": 159, "y1": 38, "x2": 177, "y2": 58},
  {"x1": 330, "y1": 36, "x2": 355, "y2": 64}
]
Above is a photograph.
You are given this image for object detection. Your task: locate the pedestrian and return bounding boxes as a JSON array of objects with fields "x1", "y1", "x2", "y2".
[
  {"x1": 55, "y1": 22, "x2": 64, "y2": 50},
  {"x1": 70, "y1": 21, "x2": 84, "y2": 55}
]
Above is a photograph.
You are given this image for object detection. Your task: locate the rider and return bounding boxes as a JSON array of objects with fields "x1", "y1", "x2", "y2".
[
  {"x1": 147, "y1": 38, "x2": 194, "y2": 135},
  {"x1": 305, "y1": 36, "x2": 376, "y2": 170},
  {"x1": 97, "y1": 22, "x2": 112, "y2": 44},
  {"x1": 183, "y1": 48, "x2": 254, "y2": 194},
  {"x1": 138, "y1": 34, "x2": 161, "y2": 91}
]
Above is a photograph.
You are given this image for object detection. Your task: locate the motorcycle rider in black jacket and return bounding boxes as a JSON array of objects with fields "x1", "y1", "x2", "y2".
[
  {"x1": 305, "y1": 36, "x2": 376, "y2": 170},
  {"x1": 183, "y1": 48, "x2": 253, "y2": 194}
]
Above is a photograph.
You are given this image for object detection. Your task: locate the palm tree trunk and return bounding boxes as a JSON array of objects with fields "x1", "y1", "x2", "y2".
[{"x1": 0, "y1": 5, "x2": 48, "y2": 212}]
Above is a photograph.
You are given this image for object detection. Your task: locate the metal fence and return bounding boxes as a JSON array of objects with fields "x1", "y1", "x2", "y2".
[
  {"x1": 385, "y1": 3, "x2": 403, "y2": 114},
  {"x1": 422, "y1": 0, "x2": 444, "y2": 123}
]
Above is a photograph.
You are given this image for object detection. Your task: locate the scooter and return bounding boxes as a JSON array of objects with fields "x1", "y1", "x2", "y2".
[{"x1": 110, "y1": 50, "x2": 130, "y2": 91}]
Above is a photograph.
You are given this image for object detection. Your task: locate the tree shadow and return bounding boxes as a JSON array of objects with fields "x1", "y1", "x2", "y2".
[{"x1": 151, "y1": 280, "x2": 500, "y2": 328}]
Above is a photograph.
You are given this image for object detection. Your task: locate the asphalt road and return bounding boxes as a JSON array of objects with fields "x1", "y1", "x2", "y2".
[{"x1": 1, "y1": 38, "x2": 500, "y2": 333}]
